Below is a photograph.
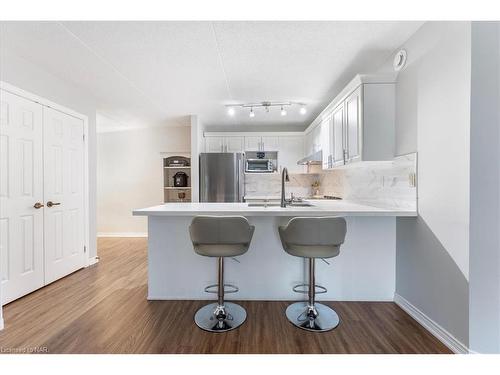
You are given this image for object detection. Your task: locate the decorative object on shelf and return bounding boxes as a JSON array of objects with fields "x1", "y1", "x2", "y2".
[
  {"x1": 393, "y1": 49, "x2": 407, "y2": 71},
  {"x1": 311, "y1": 180, "x2": 321, "y2": 197},
  {"x1": 226, "y1": 101, "x2": 307, "y2": 118},
  {"x1": 173, "y1": 171, "x2": 189, "y2": 187},
  {"x1": 167, "y1": 156, "x2": 190, "y2": 167},
  {"x1": 177, "y1": 192, "x2": 187, "y2": 202}
]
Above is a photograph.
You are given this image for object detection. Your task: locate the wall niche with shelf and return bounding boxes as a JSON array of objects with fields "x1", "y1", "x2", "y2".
[{"x1": 163, "y1": 156, "x2": 191, "y2": 202}]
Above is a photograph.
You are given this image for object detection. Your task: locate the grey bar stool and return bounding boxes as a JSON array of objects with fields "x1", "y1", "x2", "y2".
[
  {"x1": 189, "y1": 216, "x2": 255, "y2": 332},
  {"x1": 279, "y1": 216, "x2": 347, "y2": 332}
]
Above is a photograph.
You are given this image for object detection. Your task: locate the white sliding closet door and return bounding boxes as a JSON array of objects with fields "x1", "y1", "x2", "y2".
[
  {"x1": 0, "y1": 90, "x2": 45, "y2": 304},
  {"x1": 43, "y1": 107, "x2": 85, "y2": 284}
]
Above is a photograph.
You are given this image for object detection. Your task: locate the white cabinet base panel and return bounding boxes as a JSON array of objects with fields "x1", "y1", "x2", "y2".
[{"x1": 147, "y1": 216, "x2": 396, "y2": 301}]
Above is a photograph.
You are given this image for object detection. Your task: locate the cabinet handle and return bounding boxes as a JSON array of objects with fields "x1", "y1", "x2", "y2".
[
  {"x1": 33, "y1": 202, "x2": 44, "y2": 209},
  {"x1": 343, "y1": 149, "x2": 348, "y2": 164},
  {"x1": 47, "y1": 201, "x2": 61, "y2": 208}
]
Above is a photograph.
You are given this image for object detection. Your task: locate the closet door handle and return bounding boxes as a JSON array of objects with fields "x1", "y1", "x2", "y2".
[
  {"x1": 33, "y1": 202, "x2": 44, "y2": 209},
  {"x1": 47, "y1": 201, "x2": 61, "y2": 208}
]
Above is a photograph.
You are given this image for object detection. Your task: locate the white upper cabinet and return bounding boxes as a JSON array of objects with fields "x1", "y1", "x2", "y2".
[
  {"x1": 205, "y1": 136, "x2": 244, "y2": 153},
  {"x1": 205, "y1": 136, "x2": 225, "y2": 152},
  {"x1": 331, "y1": 103, "x2": 345, "y2": 167},
  {"x1": 261, "y1": 136, "x2": 279, "y2": 151},
  {"x1": 244, "y1": 136, "x2": 261, "y2": 151},
  {"x1": 344, "y1": 87, "x2": 361, "y2": 163},
  {"x1": 316, "y1": 74, "x2": 395, "y2": 170},
  {"x1": 225, "y1": 136, "x2": 244, "y2": 153},
  {"x1": 312, "y1": 125, "x2": 322, "y2": 153},
  {"x1": 321, "y1": 115, "x2": 332, "y2": 169},
  {"x1": 244, "y1": 136, "x2": 279, "y2": 151},
  {"x1": 278, "y1": 136, "x2": 304, "y2": 174},
  {"x1": 304, "y1": 131, "x2": 313, "y2": 156}
]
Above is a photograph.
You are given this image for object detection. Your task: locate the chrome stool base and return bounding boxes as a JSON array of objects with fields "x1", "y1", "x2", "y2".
[
  {"x1": 285, "y1": 302, "x2": 340, "y2": 332},
  {"x1": 194, "y1": 302, "x2": 247, "y2": 333}
]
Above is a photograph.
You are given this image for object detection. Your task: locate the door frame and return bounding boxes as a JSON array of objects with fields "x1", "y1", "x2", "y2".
[{"x1": 0, "y1": 81, "x2": 91, "y2": 280}]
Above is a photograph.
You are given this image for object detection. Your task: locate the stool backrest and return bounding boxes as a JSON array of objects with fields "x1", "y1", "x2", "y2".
[
  {"x1": 280, "y1": 217, "x2": 347, "y2": 246},
  {"x1": 189, "y1": 216, "x2": 254, "y2": 245}
]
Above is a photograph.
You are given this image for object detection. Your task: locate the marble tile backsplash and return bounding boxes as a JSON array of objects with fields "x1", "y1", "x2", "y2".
[
  {"x1": 244, "y1": 173, "x2": 318, "y2": 198},
  {"x1": 319, "y1": 153, "x2": 417, "y2": 209},
  {"x1": 244, "y1": 153, "x2": 417, "y2": 210}
]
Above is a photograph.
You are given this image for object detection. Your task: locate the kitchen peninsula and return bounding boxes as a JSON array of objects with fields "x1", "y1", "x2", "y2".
[{"x1": 133, "y1": 200, "x2": 416, "y2": 301}]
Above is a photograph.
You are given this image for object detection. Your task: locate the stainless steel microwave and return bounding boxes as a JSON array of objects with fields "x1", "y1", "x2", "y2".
[
  {"x1": 245, "y1": 158, "x2": 274, "y2": 173},
  {"x1": 244, "y1": 151, "x2": 278, "y2": 173}
]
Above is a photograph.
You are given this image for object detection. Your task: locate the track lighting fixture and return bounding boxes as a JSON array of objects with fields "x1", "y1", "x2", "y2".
[{"x1": 225, "y1": 101, "x2": 306, "y2": 118}]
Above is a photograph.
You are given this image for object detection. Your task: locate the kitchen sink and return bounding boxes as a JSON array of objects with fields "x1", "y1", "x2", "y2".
[{"x1": 247, "y1": 201, "x2": 313, "y2": 207}]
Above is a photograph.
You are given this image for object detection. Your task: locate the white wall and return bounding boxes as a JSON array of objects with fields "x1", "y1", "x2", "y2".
[
  {"x1": 469, "y1": 21, "x2": 500, "y2": 354},
  {"x1": 97, "y1": 125, "x2": 190, "y2": 235},
  {"x1": 190, "y1": 115, "x2": 204, "y2": 202},
  {"x1": 381, "y1": 21, "x2": 471, "y2": 348}
]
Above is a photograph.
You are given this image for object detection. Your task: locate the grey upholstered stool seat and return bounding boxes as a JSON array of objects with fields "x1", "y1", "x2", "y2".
[
  {"x1": 279, "y1": 216, "x2": 347, "y2": 332},
  {"x1": 189, "y1": 216, "x2": 255, "y2": 332}
]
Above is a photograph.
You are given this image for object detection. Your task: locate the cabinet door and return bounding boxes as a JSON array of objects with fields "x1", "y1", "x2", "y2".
[
  {"x1": 304, "y1": 131, "x2": 313, "y2": 156},
  {"x1": 332, "y1": 103, "x2": 345, "y2": 166},
  {"x1": 261, "y1": 136, "x2": 279, "y2": 151},
  {"x1": 321, "y1": 115, "x2": 332, "y2": 169},
  {"x1": 244, "y1": 136, "x2": 261, "y2": 151},
  {"x1": 345, "y1": 87, "x2": 361, "y2": 163},
  {"x1": 225, "y1": 136, "x2": 244, "y2": 153},
  {"x1": 205, "y1": 137, "x2": 224, "y2": 153},
  {"x1": 312, "y1": 125, "x2": 322, "y2": 153},
  {"x1": 278, "y1": 136, "x2": 304, "y2": 173}
]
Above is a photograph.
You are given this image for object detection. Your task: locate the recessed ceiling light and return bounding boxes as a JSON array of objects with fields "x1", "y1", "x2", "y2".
[
  {"x1": 280, "y1": 106, "x2": 287, "y2": 116},
  {"x1": 299, "y1": 106, "x2": 307, "y2": 115},
  {"x1": 249, "y1": 108, "x2": 255, "y2": 118},
  {"x1": 227, "y1": 107, "x2": 235, "y2": 116}
]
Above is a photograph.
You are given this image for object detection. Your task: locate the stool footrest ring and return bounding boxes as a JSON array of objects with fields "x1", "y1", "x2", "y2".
[
  {"x1": 292, "y1": 283, "x2": 327, "y2": 294},
  {"x1": 204, "y1": 283, "x2": 239, "y2": 294}
]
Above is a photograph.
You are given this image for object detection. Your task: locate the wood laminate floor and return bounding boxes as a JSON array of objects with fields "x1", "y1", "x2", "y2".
[{"x1": 0, "y1": 237, "x2": 451, "y2": 354}]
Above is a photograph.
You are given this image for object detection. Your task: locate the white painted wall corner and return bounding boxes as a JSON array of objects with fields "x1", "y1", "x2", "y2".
[{"x1": 394, "y1": 293, "x2": 469, "y2": 354}]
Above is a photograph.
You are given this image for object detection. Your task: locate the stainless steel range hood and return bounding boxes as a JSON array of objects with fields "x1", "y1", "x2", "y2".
[{"x1": 297, "y1": 150, "x2": 322, "y2": 165}]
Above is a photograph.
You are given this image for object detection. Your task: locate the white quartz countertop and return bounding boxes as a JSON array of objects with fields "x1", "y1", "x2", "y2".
[{"x1": 133, "y1": 200, "x2": 417, "y2": 217}]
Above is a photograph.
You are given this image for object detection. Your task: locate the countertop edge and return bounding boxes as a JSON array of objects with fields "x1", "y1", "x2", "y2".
[{"x1": 132, "y1": 210, "x2": 417, "y2": 217}]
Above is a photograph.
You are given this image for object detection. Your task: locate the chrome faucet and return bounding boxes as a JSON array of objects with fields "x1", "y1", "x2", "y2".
[{"x1": 281, "y1": 167, "x2": 290, "y2": 208}]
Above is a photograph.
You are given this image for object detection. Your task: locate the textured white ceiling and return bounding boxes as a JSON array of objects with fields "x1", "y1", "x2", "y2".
[{"x1": 0, "y1": 21, "x2": 422, "y2": 130}]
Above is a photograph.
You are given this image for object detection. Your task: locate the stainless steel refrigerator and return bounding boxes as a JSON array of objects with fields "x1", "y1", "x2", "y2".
[{"x1": 199, "y1": 153, "x2": 244, "y2": 202}]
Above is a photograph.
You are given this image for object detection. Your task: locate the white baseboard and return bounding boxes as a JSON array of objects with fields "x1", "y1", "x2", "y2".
[
  {"x1": 97, "y1": 232, "x2": 147, "y2": 238},
  {"x1": 394, "y1": 293, "x2": 469, "y2": 354},
  {"x1": 87, "y1": 256, "x2": 100, "y2": 267}
]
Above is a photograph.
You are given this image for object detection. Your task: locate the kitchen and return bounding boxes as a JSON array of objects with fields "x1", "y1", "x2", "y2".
[{"x1": 0, "y1": 18, "x2": 499, "y2": 360}]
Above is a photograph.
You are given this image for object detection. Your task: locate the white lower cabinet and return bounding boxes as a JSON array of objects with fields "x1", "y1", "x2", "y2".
[{"x1": 0, "y1": 88, "x2": 86, "y2": 305}]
